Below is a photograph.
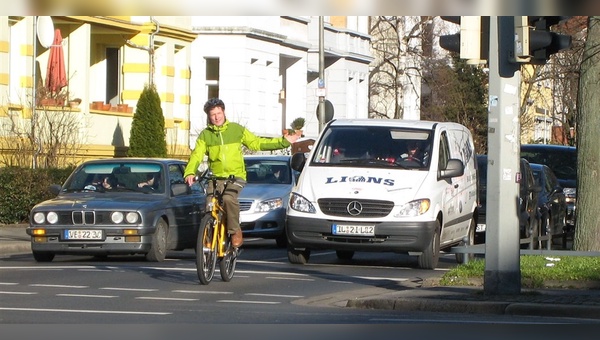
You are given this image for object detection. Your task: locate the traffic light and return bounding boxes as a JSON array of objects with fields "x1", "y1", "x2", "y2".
[
  {"x1": 439, "y1": 16, "x2": 489, "y2": 64},
  {"x1": 513, "y1": 16, "x2": 572, "y2": 64}
]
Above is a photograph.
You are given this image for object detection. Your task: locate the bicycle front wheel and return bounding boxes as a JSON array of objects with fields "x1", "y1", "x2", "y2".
[
  {"x1": 196, "y1": 214, "x2": 218, "y2": 285},
  {"x1": 219, "y1": 235, "x2": 238, "y2": 282}
]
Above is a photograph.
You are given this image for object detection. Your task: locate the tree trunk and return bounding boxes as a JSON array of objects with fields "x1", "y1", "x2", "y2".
[{"x1": 574, "y1": 16, "x2": 600, "y2": 251}]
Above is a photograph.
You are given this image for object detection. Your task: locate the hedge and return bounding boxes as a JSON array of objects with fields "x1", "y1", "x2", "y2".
[{"x1": 0, "y1": 166, "x2": 74, "y2": 224}]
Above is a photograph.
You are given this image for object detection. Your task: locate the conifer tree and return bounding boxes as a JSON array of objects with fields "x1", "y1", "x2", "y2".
[{"x1": 128, "y1": 84, "x2": 167, "y2": 157}]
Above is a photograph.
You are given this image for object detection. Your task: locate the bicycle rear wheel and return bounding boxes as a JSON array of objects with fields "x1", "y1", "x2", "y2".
[
  {"x1": 219, "y1": 236, "x2": 238, "y2": 282},
  {"x1": 196, "y1": 214, "x2": 218, "y2": 285}
]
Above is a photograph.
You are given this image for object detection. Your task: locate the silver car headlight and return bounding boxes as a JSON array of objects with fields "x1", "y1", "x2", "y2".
[
  {"x1": 256, "y1": 198, "x2": 283, "y2": 212},
  {"x1": 396, "y1": 199, "x2": 431, "y2": 217},
  {"x1": 46, "y1": 212, "x2": 59, "y2": 224},
  {"x1": 289, "y1": 193, "x2": 316, "y2": 214}
]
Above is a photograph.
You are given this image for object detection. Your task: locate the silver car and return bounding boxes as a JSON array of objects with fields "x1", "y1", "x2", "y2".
[{"x1": 239, "y1": 155, "x2": 296, "y2": 247}]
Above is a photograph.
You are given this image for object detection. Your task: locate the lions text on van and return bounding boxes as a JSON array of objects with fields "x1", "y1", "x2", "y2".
[{"x1": 286, "y1": 119, "x2": 478, "y2": 269}]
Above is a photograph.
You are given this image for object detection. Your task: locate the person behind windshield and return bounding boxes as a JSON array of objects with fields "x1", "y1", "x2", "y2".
[
  {"x1": 92, "y1": 175, "x2": 117, "y2": 190},
  {"x1": 183, "y1": 98, "x2": 300, "y2": 248},
  {"x1": 138, "y1": 174, "x2": 156, "y2": 189},
  {"x1": 400, "y1": 141, "x2": 424, "y2": 164}
]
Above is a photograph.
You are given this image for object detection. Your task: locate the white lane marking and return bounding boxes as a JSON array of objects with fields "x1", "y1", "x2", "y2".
[
  {"x1": 265, "y1": 276, "x2": 314, "y2": 281},
  {"x1": 136, "y1": 297, "x2": 197, "y2": 301},
  {"x1": 173, "y1": 290, "x2": 233, "y2": 295},
  {"x1": 57, "y1": 294, "x2": 117, "y2": 298},
  {"x1": 0, "y1": 282, "x2": 18, "y2": 285},
  {"x1": 0, "y1": 291, "x2": 37, "y2": 295},
  {"x1": 0, "y1": 307, "x2": 170, "y2": 315},
  {"x1": 29, "y1": 284, "x2": 88, "y2": 289},
  {"x1": 245, "y1": 293, "x2": 304, "y2": 298},
  {"x1": 100, "y1": 287, "x2": 158, "y2": 292},
  {"x1": 217, "y1": 300, "x2": 280, "y2": 304}
]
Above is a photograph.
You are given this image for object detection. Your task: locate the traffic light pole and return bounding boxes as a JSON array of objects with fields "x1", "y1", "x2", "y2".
[{"x1": 484, "y1": 16, "x2": 521, "y2": 295}]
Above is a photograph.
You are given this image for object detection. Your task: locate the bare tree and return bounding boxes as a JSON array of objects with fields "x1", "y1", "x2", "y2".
[
  {"x1": 369, "y1": 16, "x2": 433, "y2": 120},
  {"x1": 574, "y1": 16, "x2": 600, "y2": 251},
  {"x1": 0, "y1": 87, "x2": 88, "y2": 168}
]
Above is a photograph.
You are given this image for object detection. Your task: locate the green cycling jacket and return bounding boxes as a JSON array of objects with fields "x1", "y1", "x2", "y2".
[{"x1": 183, "y1": 120, "x2": 291, "y2": 180}]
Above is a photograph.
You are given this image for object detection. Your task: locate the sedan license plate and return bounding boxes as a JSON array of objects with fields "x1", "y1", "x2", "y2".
[
  {"x1": 64, "y1": 229, "x2": 103, "y2": 240},
  {"x1": 332, "y1": 224, "x2": 375, "y2": 236}
]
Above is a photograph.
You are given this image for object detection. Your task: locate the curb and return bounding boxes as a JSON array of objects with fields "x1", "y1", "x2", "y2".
[{"x1": 346, "y1": 297, "x2": 600, "y2": 319}]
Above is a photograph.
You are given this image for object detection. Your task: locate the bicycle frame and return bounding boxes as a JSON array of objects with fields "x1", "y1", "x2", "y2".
[{"x1": 206, "y1": 191, "x2": 228, "y2": 258}]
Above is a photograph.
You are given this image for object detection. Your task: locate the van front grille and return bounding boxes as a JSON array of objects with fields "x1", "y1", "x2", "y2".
[{"x1": 318, "y1": 198, "x2": 393, "y2": 218}]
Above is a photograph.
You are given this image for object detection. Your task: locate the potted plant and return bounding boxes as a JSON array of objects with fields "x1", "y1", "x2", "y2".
[{"x1": 284, "y1": 117, "x2": 305, "y2": 137}]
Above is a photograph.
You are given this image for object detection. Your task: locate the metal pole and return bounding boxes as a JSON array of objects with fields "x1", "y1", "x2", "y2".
[
  {"x1": 318, "y1": 16, "x2": 325, "y2": 133},
  {"x1": 484, "y1": 16, "x2": 521, "y2": 295}
]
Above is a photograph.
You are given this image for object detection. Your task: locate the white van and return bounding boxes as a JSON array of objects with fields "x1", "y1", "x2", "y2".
[{"x1": 286, "y1": 119, "x2": 478, "y2": 269}]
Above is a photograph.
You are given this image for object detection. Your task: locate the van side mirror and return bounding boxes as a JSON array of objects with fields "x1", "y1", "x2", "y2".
[
  {"x1": 439, "y1": 159, "x2": 464, "y2": 179},
  {"x1": 291, "y1": 153, "x2": 306, "y2": 172}
]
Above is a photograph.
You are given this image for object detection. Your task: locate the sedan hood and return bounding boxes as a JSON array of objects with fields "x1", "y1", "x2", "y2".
[
  {"x1": 33, "y1": 193, "x2": 161, "y2": 211},
  {"x1": 240, "y1": 183, "x2": 292, "y2": 200}
]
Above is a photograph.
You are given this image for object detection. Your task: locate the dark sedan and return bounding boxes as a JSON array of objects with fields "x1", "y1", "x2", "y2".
[
  {"x1": 476, "y1": 155, "x2": 540, "y2": 247},
  {"x1": 239, "y1": 155, "x2": 297, "y2": 247},
  {"x1": 530, "y1": 163, "x2": 568, "y2": 247},
  {"x1": 26, "y1": 158, "x2": 206, "y2": 262},
  {"x1": 521, "y1": 144, "x2": 577, "y2": 231}
]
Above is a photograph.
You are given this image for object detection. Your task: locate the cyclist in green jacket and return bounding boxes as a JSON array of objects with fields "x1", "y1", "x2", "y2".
[{"x1": 184, "y1": 98, "x2": 300, "y2": 248}]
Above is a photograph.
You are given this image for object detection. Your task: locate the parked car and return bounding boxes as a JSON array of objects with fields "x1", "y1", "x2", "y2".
[
  {"x1": 239, "y1": 155, "x2": 297, "y2": 247},
  {"x1": 26, "y1": 158, "x2": 206, "y2": 262},
  {"x1": 529, "y1": 163, "x2": 568, "y2": 247},
  {"x1": 520, "y1": 144, "x2": 577, "y2": 231},
  {"x1": 475, "y1": 155, "x2": 540, "y2": 247}
]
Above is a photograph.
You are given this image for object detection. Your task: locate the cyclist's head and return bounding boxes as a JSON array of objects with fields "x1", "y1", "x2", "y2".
[{"x1": 204, "y1": 98, "x2": 225, "y2": 114}]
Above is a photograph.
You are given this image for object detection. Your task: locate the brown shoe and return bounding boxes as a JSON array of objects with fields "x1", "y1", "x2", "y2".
[{"x1": 231, "y1": 230, "x2": 243, "y2": 248}]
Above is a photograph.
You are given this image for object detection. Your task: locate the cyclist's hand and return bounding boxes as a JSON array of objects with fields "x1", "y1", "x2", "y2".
[{"x1": 185, "y1": 174, "x2": 196, "y2": 186}]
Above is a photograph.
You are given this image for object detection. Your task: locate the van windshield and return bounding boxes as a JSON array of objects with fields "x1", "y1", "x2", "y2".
[{"x1": 311, "y1": 126, "x2": 433, "y2": 170}]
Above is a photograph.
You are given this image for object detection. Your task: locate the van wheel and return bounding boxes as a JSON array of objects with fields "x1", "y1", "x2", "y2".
[
  {"x1": 455, "y1": 218, "x2": 475, "y2": 264},
  {"x1": 418, "y1": 221, "x2": 440, "y2": 269},
  {"x1": 288, "y1": 248, "x2": 310, "y2": 264},
  {"x1": 336, "y1": 250, "x2": 354, "y2": 260}
]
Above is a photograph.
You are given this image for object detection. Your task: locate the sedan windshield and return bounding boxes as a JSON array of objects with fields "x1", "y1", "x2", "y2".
[{"x1": 62, "y1": 162, "x2": 165, "y2": 193}]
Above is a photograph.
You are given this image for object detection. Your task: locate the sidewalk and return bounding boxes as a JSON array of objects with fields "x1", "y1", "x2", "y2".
[
  {"x1": 2, "y1": 223, "x2": 600, "y2": 319},
  {"x1": 0, "y1": 224, "x2": 31, "y2": 255}
]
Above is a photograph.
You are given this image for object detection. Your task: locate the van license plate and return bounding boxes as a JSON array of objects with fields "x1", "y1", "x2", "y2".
[
  {"x1": 332, "y1": 224, "x2": 375, "y2": 236},
  {"x1": 64, "y1": 230, "x2": 103, "y2": 240}
]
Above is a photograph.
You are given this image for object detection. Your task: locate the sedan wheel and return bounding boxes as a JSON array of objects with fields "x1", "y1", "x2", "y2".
[{"x1": 146, "y1": 218, "x2": 168, "y2": 262}]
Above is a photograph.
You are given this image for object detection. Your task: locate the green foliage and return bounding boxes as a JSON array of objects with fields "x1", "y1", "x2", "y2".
[
  {"x1": 290, "y1": 117, "x2": 305, "y2": 130},
  {"x1": 440, "y1": 256, "x2": 600, "y2": 288},
  {"x1": 0, "y1": 166, "x2": 74, "y2": 224},
  {"x1": 128, "y1": 84, "x2": 167, "y2": 157},
  {"x1": 422, "y1": 55, "x2": 489, "y2": 154}
]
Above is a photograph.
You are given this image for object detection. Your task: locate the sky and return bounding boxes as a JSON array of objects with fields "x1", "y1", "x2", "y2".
[{"x1": 2, "y1": 0, "x2": 597, "y2": 16}]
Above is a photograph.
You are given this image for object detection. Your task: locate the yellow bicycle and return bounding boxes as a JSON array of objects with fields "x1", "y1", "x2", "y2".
[{"x1": 195, "y1": 173, "x2": 240, "y2": 285}]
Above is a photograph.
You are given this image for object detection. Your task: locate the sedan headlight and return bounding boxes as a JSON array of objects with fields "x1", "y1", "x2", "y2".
[
  {"x1": 111, "y1": 211, "x2": 124, "y2": 224},
  {"x1": 256, "y1": 198, "x2": 283, "y2": 212},
  {"x1": 33, "y1": 212, "x2": 46, "y2": 224},
  {"x1": 32, "y1": 211, "x2": 59, "y2": 224},
  {"x1": 289, "y1": 193, "x2": 316, "y2": 213},
  {"x1": 396, "y1": 199, "x2": 431, "y2": 217},
  {"x1": 563, "y1": 187, "x2": 576, "y2": 203}
]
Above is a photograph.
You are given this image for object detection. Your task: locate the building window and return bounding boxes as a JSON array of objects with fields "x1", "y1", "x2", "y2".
[
  {"x1": 106, "y1": 47, "x2": 120, "y2": 105},
  {"x1": 206, "y1": 57, "x2": 219, "y2": 98}
]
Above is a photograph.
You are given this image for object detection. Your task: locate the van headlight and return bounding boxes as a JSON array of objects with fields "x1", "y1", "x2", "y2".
[
  {"x1": 289, "y1": 193, "x2": 316, "y2": 214},
  {"x1": 396, "y1": 199, "x2": 430, "y2": 217}
]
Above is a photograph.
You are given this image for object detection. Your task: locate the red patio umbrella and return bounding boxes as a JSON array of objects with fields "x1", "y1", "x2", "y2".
[{"x1": 45, "y1": 28, "x2": 67, "y2": 94}]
